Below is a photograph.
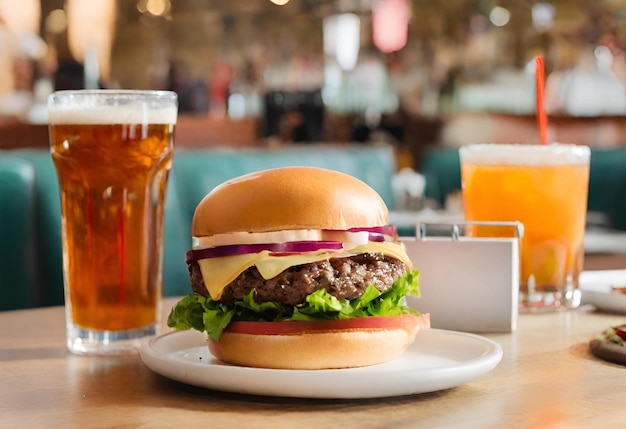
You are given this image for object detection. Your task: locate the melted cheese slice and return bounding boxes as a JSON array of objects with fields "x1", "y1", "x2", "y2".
[{"x1": 197, "y1": 241, "x2": 413, "y2": 300}]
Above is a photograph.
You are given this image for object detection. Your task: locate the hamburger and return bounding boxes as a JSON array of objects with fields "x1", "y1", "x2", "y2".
[{"x1": 167, "y1": 166, "x2": 429, "y2": 369}]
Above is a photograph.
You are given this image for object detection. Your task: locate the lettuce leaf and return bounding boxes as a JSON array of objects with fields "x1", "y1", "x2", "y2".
[{"x1": 167, "y1": 269, "x2": 421, "y2": 341}]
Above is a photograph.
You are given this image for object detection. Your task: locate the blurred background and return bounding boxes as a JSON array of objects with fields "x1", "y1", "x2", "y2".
[
  {"x1": 3, "y1": 0, "x2": 626, "y2": 166},
  {"x1": 5, "y1": 0, "x2": 626, "y2": 310}
]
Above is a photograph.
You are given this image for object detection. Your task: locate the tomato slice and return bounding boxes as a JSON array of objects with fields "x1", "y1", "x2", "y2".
[
  {"x1": 615, "y1": 325, "x2": 626, "y2": 341},
  {"x1": 224, "y1": 314, "x2": 430, "y2": 336}
]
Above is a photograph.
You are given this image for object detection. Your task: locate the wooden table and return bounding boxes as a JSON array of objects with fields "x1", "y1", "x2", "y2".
[{"x1": 1, "y1": 298, "x2": 625, "y2": 429}]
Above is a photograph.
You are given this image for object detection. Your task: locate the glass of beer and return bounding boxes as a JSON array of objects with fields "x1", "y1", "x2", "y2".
[
  {"x1": 48, "y1": 90, "x2": 177, "y2": 354},
  {"x1": 459, "y1": 144, "x2": 590, "y2": 312}
]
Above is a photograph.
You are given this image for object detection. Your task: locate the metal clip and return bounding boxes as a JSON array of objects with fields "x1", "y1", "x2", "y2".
[{"x1": 416, "y1": 220, "x2": 523, "y2": 241}]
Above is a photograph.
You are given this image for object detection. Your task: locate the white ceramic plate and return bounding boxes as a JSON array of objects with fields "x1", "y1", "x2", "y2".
[
  {"x1": 140, "y1": 328, "x2": 503, "y2": 399},
  {"x1": 580, "y1": 270, "x2": 626, "y2": 314}
]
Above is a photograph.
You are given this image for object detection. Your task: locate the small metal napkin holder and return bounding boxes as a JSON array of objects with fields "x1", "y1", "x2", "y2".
[{"x1": 402, "y1": 221, "x2": 522, "y2": 333}]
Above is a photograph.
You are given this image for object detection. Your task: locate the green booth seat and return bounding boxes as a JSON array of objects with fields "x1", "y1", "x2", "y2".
[
  {"x1": 0, "y1": 144, "x2": 397, "y2": 310},
  {"x1": 0, "y1": 157, "x2": 39, "y2": 310},
  {"x1": 586, "y1": 147, "x2": 626, "y2": 231},
  {"x1": 8, "y1": 151, "x2": 65, "y2": 308},
  {"x1": 420, "y1": 147, "x2": 461, "y2": 207}
]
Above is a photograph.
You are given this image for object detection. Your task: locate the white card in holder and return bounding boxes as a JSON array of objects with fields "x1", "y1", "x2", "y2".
[{"x1": 402, "y1": 221, "x2": 521, "y2": 333}]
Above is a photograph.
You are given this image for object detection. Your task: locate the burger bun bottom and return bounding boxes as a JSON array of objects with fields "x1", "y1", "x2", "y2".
[{"x1": 207, "y1": 316, "x2": 429, "y2": 370}]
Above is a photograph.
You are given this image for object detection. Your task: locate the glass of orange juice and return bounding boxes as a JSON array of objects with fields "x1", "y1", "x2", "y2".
[{"x1": 459, "y1": 144, "x2": 590, "y2": 312}]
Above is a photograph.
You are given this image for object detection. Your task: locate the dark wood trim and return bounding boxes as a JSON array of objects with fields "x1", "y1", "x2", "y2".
[{"x1": 0, "y1": 116, "x2": 262, "y2": 150}]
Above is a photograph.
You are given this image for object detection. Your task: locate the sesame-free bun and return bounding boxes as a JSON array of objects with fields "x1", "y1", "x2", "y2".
[
  {"x1": 192, "y1": 167, "x2": 389, "y2": 237},
  {"x1": 207, "y1": 314, "x2": 430, "y2": 370}
]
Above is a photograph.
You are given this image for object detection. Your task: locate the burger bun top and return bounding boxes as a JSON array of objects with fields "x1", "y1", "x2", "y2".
[{"x1": 192, "y1": 166, "x2": 389, "y2": 237}]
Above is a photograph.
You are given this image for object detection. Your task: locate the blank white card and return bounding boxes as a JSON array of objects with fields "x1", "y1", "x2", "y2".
[{"x1": 402, "y1": 229, "x2": 519, "y2": 333}]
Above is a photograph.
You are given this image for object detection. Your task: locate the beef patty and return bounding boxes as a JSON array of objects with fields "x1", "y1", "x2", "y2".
[{"x1": 188, "y1": 253, "x2": 407, "y2": 306}]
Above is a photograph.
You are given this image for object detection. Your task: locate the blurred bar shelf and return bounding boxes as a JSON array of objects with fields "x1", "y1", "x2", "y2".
[{"x1": 0, "y1": 115, "x2": 261, "y2": 150}]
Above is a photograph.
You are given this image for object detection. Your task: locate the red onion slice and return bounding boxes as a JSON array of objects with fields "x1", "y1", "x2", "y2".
[
  {"x1": 186, "y1": 226, "x2": 398, "y2": 263},
  {"x1": 345, "y1": 225, "x2": 398, "y2": 237},
  {"x1": 367, "y1": 232, "x2": 387, "y2": 242},
  {"x1": 187, "y1": 241, "x2": 344, "y2": 263},
  {"x1": 325, "y1": 225, "x2": 398, "y2": 242}
]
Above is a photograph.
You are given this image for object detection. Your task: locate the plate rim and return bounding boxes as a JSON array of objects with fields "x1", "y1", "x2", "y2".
[
  {"x1": 579, "y1": 269, "x2": 626, "y2": 313},
  {"x1": 140, "y1": 328, "x2": 503, "y2": 399}
]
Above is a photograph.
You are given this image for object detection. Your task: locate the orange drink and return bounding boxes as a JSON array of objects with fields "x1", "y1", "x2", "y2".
[
  {"x1": 459, "y1": 144, "x2": 590, "y2": 311},
  {"x1": 48, "y1": 90, "x2": 177, "y2": 354}
]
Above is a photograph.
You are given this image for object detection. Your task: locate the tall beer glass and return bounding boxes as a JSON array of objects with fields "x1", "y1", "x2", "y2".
[{"x1": 48, "y1": 90, "x2": 177, "y2": 354}]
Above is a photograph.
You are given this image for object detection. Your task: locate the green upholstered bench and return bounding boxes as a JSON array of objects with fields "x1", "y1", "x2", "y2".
[
  {"x1": 420, "y1": 147, "x2": 461, "y2": 206},
  {"x1": 419, "y1": 145, "x2": 626, "y2": 229},
  {"x1": 585, "y1": 147, "x2": 626, "y2": 230},
  {"x1": 0, "y1": 157, "x2": 39, "y2": 309},
  {"x1": 0, "y1": 144, "x2": 397, "y2": 310}
]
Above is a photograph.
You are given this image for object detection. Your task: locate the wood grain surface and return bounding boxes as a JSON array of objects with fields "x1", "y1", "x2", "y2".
[{"x1": 1, "y1": 298, "x2": 625, "y2": 429}]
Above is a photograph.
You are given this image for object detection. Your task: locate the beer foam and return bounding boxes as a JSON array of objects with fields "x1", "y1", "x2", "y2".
[
  {"x1": 48, "y1": 91, "x2": 178, "y2": 125},
  {"x1": 459, "y1": 144, "x2": 590, "y2": 166}
]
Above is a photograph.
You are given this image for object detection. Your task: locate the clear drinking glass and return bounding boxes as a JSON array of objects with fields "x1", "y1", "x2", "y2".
[
  {"x1": 48, "y1": 90, "x2": 178, "y2": 354},
  {"x1": 459, "y1": 143, "x2": 590, "y2": 312}
]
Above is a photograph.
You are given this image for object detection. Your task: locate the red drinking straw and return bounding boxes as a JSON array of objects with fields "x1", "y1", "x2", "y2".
[{"x1": 535, "y1": 56, "x2": 548, "y2": 145}]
